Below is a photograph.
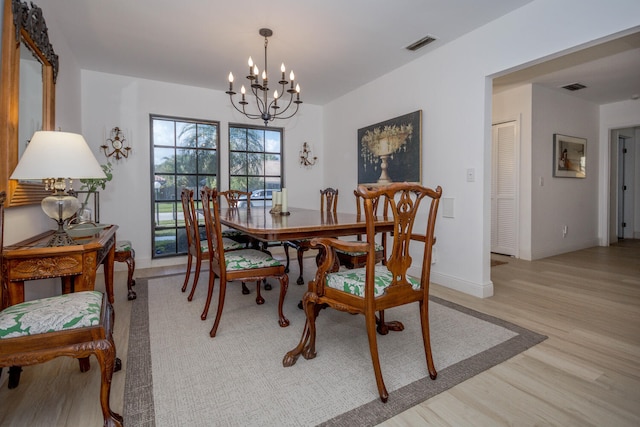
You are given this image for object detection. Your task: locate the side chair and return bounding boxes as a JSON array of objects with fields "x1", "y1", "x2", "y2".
[
  {"x1": 283, "y1": 182, "x2": 442, "y2": 403},
  {"x1": 221, "y1": 189, "x2": 292, "y2": 291},
  {"x1": 200, "y1": 186, "x2": 290, "y2": 337},
  {"x1": 284, "y1": 187, "x2": 338, "y2": 285},
  {"x1": 180, "y1": 188, "x2": 244, "y2": 301}
]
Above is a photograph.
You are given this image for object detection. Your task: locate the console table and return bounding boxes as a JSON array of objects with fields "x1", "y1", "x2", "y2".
[{"x1": 2, "y1": 225, "x2": 118, "y2": 309}]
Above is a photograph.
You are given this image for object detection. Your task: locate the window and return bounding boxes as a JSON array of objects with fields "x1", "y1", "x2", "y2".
[
  {"x1": 151, "y1": 115, "x2": 219, "y2": 258},
  {"x1": 229, "y1": 124, "x2": 283, "y2": 208}
]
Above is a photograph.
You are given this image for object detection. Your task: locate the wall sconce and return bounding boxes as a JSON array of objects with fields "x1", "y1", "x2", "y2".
[
  {"x1": 299, "y1": 142, "x2": 317, "y2": 167},
  {"x1": 101, "y1": 126, "x2": 131, "y2": 160}
]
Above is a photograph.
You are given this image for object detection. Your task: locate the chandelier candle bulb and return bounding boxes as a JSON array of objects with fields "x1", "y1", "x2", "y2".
[{"x1": 228, "y1": 72, "x2": 234, "y2": 92}]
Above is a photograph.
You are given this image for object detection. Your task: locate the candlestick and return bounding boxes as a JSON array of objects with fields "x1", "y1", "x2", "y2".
[{"x1": 281, "y1": 188, "x2": 288, "y2": 214}]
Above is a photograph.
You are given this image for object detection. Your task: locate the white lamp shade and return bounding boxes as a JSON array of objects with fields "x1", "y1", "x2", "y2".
[{"x1": 10, "y1": 130, "x2": 106, "y2": 180}]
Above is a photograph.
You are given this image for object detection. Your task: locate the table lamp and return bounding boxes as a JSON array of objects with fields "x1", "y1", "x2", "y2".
[{"x1": 10, "y1": 130, "x2": 106, "y2": 246}]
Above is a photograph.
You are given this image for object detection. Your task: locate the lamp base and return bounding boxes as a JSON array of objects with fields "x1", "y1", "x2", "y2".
[
  {"x1": 47, "y1": 219, "x2": 78, "y2": 247},
  {"x1": 41, "y1": 192, "x2": 82, "y2": 246}
]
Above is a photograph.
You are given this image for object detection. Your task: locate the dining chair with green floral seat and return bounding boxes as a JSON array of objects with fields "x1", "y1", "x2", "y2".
[
  {"x1": 200, "y1": 186, "x2": 290, "y2": 337},
  {"x1": 180, "y1": 188, "x2": 245, "y2": 302},
  {"x1": 335, "y1": 189, "x2": 398, "y2": 335},
  {"x1": 221, "y1": 189, "x2": 292, "y2": 289},
  {"x1": 283, "y1": 182, "x2": 442, "y2": 403}
]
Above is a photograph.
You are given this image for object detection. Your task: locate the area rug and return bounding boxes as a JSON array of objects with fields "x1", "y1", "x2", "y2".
[{"x1": 124, "y1": 272, "x2": 546, "y2": 427}]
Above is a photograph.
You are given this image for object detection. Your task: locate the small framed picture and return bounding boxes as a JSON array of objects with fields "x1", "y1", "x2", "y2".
[{"x1": 553, "y1": 134, "x2": 586, "y2": 178}]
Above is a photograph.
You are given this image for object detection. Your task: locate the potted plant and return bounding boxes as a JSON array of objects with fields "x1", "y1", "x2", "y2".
[{"x1": 76, "y1": 162, "x2": 113, "y2": 223}]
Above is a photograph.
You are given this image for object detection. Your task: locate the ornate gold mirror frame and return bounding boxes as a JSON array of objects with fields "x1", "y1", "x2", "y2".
[{"x1": 0, "y1": 0, "x2": 57, "y2": 207}]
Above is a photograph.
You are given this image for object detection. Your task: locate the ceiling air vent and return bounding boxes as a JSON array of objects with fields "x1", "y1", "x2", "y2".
[
  {"x1": 405, "y1": 35, "x2": 437, "y2": 51},
  {"x1": 562, "y1": 82, "x2": 587, "y2": 91}
]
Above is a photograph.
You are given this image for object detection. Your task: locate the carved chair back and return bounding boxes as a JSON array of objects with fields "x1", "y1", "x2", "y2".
[
  {"x1": 180, "y1": 188, "x2": 202, "y2": 257},
  {"x1": 201, "y1": 186, "x2": 227, "y2": 268},
  {"x1": 221, "y1": 190, "x2": 251, "y2": 209},
  {"x1": 320, "y1": 187, "x2": 338, "y2": 214}
]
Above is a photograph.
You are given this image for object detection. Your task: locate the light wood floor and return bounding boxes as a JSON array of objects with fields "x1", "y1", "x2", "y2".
[{"x1": 1, "y1": 241, "x2": 639, "y2": 426}]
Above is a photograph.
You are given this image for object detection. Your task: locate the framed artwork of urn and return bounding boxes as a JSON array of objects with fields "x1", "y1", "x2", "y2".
[{"x1": 358, "y1": 110, "x2": 422, "y2": 186}]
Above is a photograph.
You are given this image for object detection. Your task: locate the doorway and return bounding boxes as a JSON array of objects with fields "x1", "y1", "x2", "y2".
[
  {"x1": 609, "y1": 127, "x2": 638, "y2": 242},
  {"x1": 491, "y1": 121, "x2": 518, "y2": 256}
]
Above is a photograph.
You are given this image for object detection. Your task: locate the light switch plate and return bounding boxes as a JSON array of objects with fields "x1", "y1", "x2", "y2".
[
  {"x1": 466, "y1": 168, "x2": 475, "y2": 182},
  {"x1": 442, "y1": 197, "x2": 454, "y2": 218}
]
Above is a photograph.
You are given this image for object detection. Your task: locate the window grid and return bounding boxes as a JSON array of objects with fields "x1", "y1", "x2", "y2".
[
  {"x1": 228, "y1": 124, "x2": 283, "y2": 207},
  {"x1": 151, "y1": 115, "x2": 219, "y2": 258}
]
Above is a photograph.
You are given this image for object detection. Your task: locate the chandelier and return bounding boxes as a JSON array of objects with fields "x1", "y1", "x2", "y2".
[{"x1": 226, "y1": 28, "x2": 302, "y2": 126}]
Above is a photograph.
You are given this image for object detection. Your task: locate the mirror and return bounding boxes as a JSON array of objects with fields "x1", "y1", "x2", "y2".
[
  {"x1": 19, "y1": 37, "x2": 43, "y2": 160},
  {"x1": 0, "y1": 0, "x2": 57, "y2": 207}
]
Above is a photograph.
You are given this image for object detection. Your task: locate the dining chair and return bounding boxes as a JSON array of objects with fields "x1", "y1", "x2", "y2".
[
  {"x1": 180, "y1": 188, "x2": 244, "y2": 301},
  {"x1": 221, "y1": 189, "x2": 292, "y2": 290},
  {"x1": 284, "y1": 187, "x2": 338, "y2": 285},
  {"x1": 283, "y1": 182, "x2": 442, "y2": 402},
  {"x1": 200, "y1": 186, "x2": 290, "y2": 337}
]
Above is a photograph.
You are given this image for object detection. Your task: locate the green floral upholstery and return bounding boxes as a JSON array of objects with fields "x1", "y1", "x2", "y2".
[
  {"x1": 0, "y1": 291, "x2": 103, "y2": 339},
  {"x1": 200, "y1": 238, "x2": 244, "y2": 252},
  {"x1": 225, "y1": 249, "x2": 282, "y2": 271},
  {"x1": 325, "y1": 265, "x2": 420, "y2": 297},
  {"x1": 222, "y1": 229, "x2": 243, "y2": 238},
  {"x1": 115, "y1": 240, "x2": 132, "y2": 252},
  {"x1": 336, "y1": 242, "x2": 384, "y2": 257}
]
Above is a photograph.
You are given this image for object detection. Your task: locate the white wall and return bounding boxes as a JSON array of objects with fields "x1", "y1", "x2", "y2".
[
  {"x1": 323, "y1": 0, "x2": 640, "y2": 297},
  {"x1": 81, "y1": 71, "x2": 323, "y2": 269},
  {"x1": 530, "y1": 85, "x2": 600, "y2": 258}
]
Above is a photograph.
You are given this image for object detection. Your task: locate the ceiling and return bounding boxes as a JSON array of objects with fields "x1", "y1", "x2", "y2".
[
  {"x1": 493, "y1": 31, "x2": 640, "y2": 105},
  {"x1": 36, "y1": 0, "x2": 639, "y2": 106}
]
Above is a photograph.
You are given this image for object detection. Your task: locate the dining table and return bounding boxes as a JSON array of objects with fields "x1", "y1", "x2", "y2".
[{"x1": 218, "y1": 206, "x2": 392, "y2": 243}]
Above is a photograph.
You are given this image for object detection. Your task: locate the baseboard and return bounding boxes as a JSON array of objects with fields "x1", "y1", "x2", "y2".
[{"x1": 409, "y1": 264, "x2": 494, "y2": 298}]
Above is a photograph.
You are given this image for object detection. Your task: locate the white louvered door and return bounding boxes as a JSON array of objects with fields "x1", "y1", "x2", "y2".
[{"x1": 491, "y1": 121, "x2": 517, "y2": 256}]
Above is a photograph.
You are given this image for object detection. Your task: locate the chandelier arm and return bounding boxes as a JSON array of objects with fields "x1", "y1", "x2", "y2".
[
  {"x1": 248, "y1": 85, "x2": 268, "y2": 115},
  {"x1": 228, "y1": 95, "x2": 263, "y2": 120},
  {"x1": 270, "y1": 93, "x2": 294, "y2": 117},
  {"x1": 271, "y1": 101, "x2": 301, "y2": 121}
]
